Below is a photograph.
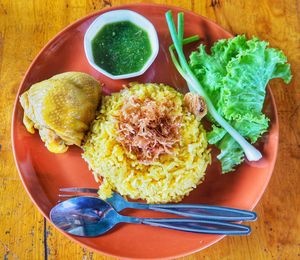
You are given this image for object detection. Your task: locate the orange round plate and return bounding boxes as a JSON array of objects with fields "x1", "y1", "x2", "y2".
[{"x1": 12, "y1": 4, "x2": 278, "y2": 259}]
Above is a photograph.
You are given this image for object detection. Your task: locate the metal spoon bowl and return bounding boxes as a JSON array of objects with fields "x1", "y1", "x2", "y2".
[{"x1": 50, "y1": 196, "x2": 252, "y2": 237}]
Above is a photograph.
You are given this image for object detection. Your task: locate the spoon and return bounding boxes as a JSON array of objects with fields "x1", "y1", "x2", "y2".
[
  {"x1": 59, "y1": 188, "x2": 257, "y2": 221},
  {"x1": 50, "y1": 196, "x2": 251, "y2": 237}
]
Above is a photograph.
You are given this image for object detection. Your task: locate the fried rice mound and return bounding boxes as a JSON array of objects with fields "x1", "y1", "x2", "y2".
[{"x1": 82, "y1": 83, "x2": 211, "y2": 203}]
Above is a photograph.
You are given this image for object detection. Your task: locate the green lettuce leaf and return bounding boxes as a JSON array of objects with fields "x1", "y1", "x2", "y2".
[
  {"x1": 216, "y1": 133, "x2": 244, "y2": 173},
  {"x1": 189, "y1": 35, "x2": 291, "y2": 173}
]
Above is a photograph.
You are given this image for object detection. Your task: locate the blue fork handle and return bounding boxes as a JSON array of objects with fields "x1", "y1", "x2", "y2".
[
  {"x1": 127, "y1": 202, "x2": 257, "y2": 222},
  {"x1": 120, "y1": 216, "x2": 251, "y2": 235},
  {"x1": 142, "y1": 218, "x2": 251, "y2": 235}
]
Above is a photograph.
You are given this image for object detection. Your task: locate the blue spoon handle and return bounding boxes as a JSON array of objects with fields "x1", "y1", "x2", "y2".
[
  {"x1": 119, "y1": 215, "x2": 251, "y2": 235},
  {"x1": 127, "y1": 202, "x2": 257, "y2": 221}
]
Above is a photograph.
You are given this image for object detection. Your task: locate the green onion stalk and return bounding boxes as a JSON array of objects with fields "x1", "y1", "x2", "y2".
[{"x1": 165, "y1": 11, "x2": 262, "y2": 161}]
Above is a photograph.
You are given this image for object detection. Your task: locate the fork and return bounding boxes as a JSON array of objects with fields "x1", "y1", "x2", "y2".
[{"x1": 59, "y1": 187, "x2": 257, "y2": 222}]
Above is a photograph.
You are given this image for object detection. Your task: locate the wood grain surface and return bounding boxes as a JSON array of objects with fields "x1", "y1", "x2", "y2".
[{"x1": 0, "y1": 0, "x2": 299, "y2": 259}]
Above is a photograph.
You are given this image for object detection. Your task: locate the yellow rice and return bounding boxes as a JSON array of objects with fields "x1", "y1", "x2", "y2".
[{"x1": 82, "y1": 83, "x2": 211, "y2": 203}]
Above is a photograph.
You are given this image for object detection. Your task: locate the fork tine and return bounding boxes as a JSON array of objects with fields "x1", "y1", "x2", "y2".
[
  {"x1": 57, "y1": 194, "x2": 79, "y2": 204},
  {"x1": 57, "y1": 192, "x2": 98, "y2": 204},
  {"x1": 59, "y1": 187, "x2": 98, "y2": 193},
  {"x1": 58, "y1": 188, "x2": 98, "y2": 204},
  {"x1": 58, "y1": 194, "x2": 79, "y2": 198}
]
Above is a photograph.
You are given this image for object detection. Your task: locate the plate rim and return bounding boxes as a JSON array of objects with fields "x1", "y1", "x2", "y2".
[{"x1": 11, "y1": 3, "x2": 279, "y2": 259}]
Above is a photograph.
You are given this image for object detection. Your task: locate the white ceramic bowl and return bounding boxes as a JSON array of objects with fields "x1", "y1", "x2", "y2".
[{"x1": 84, "y1": 10, "x2": 159, "y2": 80}]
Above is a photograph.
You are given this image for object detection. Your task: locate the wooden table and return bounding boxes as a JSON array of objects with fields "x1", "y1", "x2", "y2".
[{"x1": 0, "y1": 0, "x2": 299, "y2": 259}]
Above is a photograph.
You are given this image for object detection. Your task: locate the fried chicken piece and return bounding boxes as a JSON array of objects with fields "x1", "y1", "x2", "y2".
[{"x1": 20, "y1": 72, "x2": 101, "y2": 153}]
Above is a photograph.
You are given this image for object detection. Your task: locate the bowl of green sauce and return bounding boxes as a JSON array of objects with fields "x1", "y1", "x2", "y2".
[{"x1": 84, "y1": 10, "x2": 159, "y2": 79}]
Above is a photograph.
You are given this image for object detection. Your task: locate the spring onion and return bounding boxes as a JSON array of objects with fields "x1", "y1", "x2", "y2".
[{"x1": 165, "y1": 10, "x2": 262, "y2": 161}]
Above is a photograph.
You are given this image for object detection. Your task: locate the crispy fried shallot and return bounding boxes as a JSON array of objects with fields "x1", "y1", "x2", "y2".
[
  {"x1": 184, "y1": 92, "x2": 207, "y2": 119},
  {"x1": 116, "y1": 96, "x2": 182, "y2": 163}
]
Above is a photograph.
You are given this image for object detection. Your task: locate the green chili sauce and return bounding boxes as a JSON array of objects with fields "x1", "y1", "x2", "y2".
[{"x1": 91, "y1": 21, "x2": 152, "y2": 75}]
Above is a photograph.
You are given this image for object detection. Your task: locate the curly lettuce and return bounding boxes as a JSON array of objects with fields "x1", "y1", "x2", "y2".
[{"x1": 189, "y1": 35, "x2": 291, "y2": 173}]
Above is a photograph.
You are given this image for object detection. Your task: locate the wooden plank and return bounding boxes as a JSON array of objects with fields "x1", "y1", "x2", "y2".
[
  {"x1": 0, "y1": 0, "x2": 299, "y2": 259},
  {"x1": 0, "y1": 0, "x2": 46, "y2": 258}
]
